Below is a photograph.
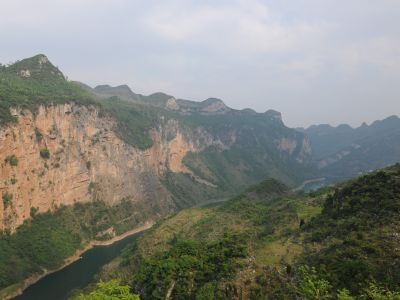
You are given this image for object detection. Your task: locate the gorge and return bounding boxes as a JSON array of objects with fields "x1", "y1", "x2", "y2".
[{"x1": 1, "y1": 54, "x2": 399, "y2": 300}]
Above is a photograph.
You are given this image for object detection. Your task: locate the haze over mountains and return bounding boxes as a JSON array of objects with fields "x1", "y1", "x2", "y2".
[{"x1": 298, "y1": 116, "x2": 400, "y2": 181}]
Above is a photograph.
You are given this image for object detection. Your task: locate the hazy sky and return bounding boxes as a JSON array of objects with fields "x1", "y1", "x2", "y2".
[{"x1": 1, "y1": 0, "x2": 399, "y2": 127}]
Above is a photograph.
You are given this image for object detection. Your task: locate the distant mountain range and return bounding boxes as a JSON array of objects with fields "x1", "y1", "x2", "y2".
[{"x1": 298, "y1": 115, "x2": 400, "y2": 181}]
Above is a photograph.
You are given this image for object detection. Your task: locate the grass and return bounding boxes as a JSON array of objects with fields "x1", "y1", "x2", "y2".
[{"x1": 254, "y1": 238, "x2": 303, "y2": 266}]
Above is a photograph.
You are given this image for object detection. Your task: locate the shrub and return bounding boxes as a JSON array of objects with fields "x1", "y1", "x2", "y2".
[
  {"x1": 77, "y1": 280, "x2": 140, "y2": 300},
  {"x1": 5, "y1": 155, "x2": 18, "y2": 166},
  {"x1": 296, "y1": 266, "x2": 332, "y2": 299},
  {"x1": 34, "y1": 128, "x2": 43, "y2": 142},
  {"x1": 2, "y1": 192, "x2": 13, "y2": 208},
  {"x1": 88, "y1": 182, "x2": 95, "y2": 193},
  {"x1": 30, "y1": 207, "x2": 38, "y2": 218},
  {"x1": 363, "y1": 283, "x2": 400, "y2": 300},
  {"x1": 40, "y1": 148, "x2": 50, "y2": 159}
]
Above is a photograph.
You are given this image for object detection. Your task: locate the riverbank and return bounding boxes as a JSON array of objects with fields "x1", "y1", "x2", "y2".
[{"x1": 1, "y1": 222, "x2": 154, "y2": 300}]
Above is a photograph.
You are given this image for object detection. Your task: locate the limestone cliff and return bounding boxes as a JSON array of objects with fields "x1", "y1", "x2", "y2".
[
  {"x1": 0, "y1": 104, "x2": 221, "y2": 232},
  {"x1": 0, "y1": 101, "x2": 312, "y2": 232}
]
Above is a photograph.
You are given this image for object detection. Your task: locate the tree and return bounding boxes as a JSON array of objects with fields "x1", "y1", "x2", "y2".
[
  {"x1": 40, "y1": 148, "x2": 50, "y2": 159},
  {"x1": 77, "y1": 280, "x2": 140, "y2": 300},
  {"x1": 363, "y1": 283, "x2": 400, "y2": 300},
  {"x1": 296, "y1": 266, "x2": 332, "y2": 300}
]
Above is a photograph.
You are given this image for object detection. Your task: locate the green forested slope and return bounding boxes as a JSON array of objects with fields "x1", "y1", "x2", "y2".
[
  {"x1": 302, "y1": 164, "x2": 400, "y2": 294},
  {"x1": 0, "y1": 199, "x2": 150, "y2": 295},
  {"x1": 86, "y1": 165, "x2": 400, "y2": 299}
]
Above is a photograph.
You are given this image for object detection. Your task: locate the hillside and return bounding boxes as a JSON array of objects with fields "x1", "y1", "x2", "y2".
[
  {"x1": 85, "y1": 165, "x2": 400, "y2": 299},
  {"x1": 301, "y1": 164, "x2": 400, "y2": 295},
  {"x1": 299, "y1": 116, "x2": 400, "y2": 182},
  {"x1": 0, "y1": 54, "x2": 313, "y2": 296}
]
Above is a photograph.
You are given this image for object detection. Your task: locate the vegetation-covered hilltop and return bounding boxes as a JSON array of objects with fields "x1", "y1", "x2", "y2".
[
  {"x1": 0, "y1": 54, "x2": 95, "y2": 125},
  {"x1": 82, "y1": 165, "x2": 400, "y2": 299},
  {"x1": 0, "y1": 55, "x2": 159, "y2": 150}
]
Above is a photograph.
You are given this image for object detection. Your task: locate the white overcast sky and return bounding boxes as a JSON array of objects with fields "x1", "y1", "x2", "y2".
[{"x1": 1, "y1": 0, "x2": 399, "y2": 127}]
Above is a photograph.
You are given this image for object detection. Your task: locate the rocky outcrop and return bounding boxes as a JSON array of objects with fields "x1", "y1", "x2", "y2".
[{"x1": 0, "y1": 104, "x2": 219, "y2": 232}]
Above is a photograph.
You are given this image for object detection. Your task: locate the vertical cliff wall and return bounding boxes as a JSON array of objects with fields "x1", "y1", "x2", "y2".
[
  {"x1": 0, "y1": 104, "x2": 217, "y2": 231},
  {"x1": 0, "y1": 102, "x2": 312, "y2": 232}
]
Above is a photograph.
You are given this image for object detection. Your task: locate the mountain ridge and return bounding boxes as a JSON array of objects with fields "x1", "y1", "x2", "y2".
[
  {"x1": 298, "y1": 115, "x2": 400, "y2": 182},
  {"x1": 0, "y1": 54, "x2": 312, "y2": 231}
]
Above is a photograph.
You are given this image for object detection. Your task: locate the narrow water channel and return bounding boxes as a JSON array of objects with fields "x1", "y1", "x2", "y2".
[{"x1": 14, "y1": 232, "x2": 142, "y2": 300}]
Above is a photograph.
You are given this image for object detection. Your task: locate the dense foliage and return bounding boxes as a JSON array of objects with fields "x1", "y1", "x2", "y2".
[
  {"x1": 302, "y1": 165, "x2": 400, "y2": 295},
  {"x1": 133, "y1": 235, "x2": 246, "y2": 299},
  {"x1": 77, "y1": 280, "x2": 140, "y2": 300},
  {"x1": 0, "y1": 199, "x2": 147, "y2": 291}
]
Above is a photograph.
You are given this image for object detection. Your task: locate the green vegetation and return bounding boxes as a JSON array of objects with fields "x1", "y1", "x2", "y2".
[
  {"x1": 162, "y1": 171, "x2": 225, "y2": 208},
  {"x1": 93, "y1": 178, "x2": 317, "y2": 298},
  {"x1": 39, "y1": 148, "x2": 50, "y2": 159},
  {"x1": 293, "y1": 266, "x2": 400, "y2": 299},
  {"x1": 5, "y1": 155, "x2": 18, "y2": 166},
  {"x1": 0, "y1": 55, "x2": 156, "y2": 150},
  {"x1": 90, "y1": 165, "x2": 400, "y2": 299},
  {"x1": 302, "y1": 165, "x2": 400, "y2": 294},
  {"x1": 0, "y1": 198, "x2": 148, "y2": 291},
  {"x1": 0, "y1": 55, "x2": 95, "y2": 125},
  {"x1": 77, "y1": 280, "x2": 140, "y2": 300},
  {"x1": 134, "y1": 235, "x2": 246, "y2": 299},
  {"x1": 181, "y1": 111, "x2": 313, "y2": 190},
  {"x1": 99, "y1": 97, "x2": 158, "y2": 150},
  {"x1": 34, "y1": 128, "x2": 43, "y2": 142},
  {"x1": 2, "y1": 193, "x2": 13, "y2": 208}
]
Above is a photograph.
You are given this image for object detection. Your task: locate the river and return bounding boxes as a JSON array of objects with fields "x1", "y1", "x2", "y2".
[{"x1": 13, "y1": 231, "x2": 143, "y2": 300}]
